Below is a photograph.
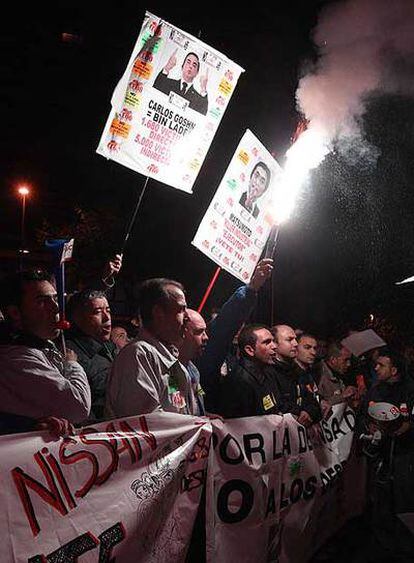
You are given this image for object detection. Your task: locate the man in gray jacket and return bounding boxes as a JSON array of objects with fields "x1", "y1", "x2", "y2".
[
  {"x1": 106, "y1": 278, "x2": 194, "y2": 418},
  {"x1": 0, "y1": 270, "x2": 91, "y2": 434},
  {"x1": 318, "y1": 341, "x2": 357, "y2": 406}
]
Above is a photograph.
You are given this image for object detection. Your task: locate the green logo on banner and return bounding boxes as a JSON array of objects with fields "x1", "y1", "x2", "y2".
[
  {"x1": 210, "y1": 108, "x2": 221, "y2": 119},
  {"x1": 288, "y1": 457, "x2": 303, "y2": 477},
  {"x1": 141, "y1": 32, "x2": 161, "y2": 53}
]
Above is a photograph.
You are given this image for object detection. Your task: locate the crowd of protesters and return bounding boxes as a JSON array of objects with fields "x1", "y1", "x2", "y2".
[{"x1": 1, "y1": 255, "x2": 414, "y2": 560}]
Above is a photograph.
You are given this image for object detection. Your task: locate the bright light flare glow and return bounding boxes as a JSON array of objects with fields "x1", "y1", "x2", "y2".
[
  {"x1": 18, "y1": 186, "x2": 30, "y2": 196},
  {"x1": 396, "y1": 275, "x2": 414, "y2": 285},
  {"x1": 271, "y1": 129, "x2": 331, "y2": 224}
]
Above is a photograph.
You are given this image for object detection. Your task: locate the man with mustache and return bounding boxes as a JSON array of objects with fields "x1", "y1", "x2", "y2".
[{"x1": 66, "y1": 289, "x2": 116, "y2": 421}]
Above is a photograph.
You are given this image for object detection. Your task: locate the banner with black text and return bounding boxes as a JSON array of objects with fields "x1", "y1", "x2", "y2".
[
  {"x1": 207, "y1": 404, "x2": 365, "y2": 563},
  {"x1": 0, "y1": 406, "x2": 365, "y2": 562},
  {"x1": 0, "y1": 412, "x2": 211, "y2": 562}
]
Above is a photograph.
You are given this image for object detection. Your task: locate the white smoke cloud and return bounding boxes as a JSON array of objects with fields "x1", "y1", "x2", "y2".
[
  {"x1": 297, "y1": 0, "x2": 414, "y2": 141},
  {"x1": 273, "y1": 0, "x2": 414, "y2": 224}
]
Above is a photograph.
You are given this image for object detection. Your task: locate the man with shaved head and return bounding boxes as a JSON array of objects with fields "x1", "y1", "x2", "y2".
[
  {"x1": 295, "y1": 333, "x2": 332, "y2": 419},
  {"x1": 271, "y1": 324, "x2": 321, "y2": 426},
  {"x1": 178, "y1": 309, "x2": 209, "y2": 415},
  {"x1": 274, "y1": 325, "x2": 298, "y2": 362},
  {"x1": 178, "y1": 259, "x2": 274, "y2": 415}
]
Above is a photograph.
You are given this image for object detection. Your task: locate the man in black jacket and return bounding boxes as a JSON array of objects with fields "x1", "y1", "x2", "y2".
[
  {"x1": 360, "y1": 349, "x2": 414, "y2": 560},
  {"x1": 272, "y1": 324, "x2": 321, "y2": 426},
  {"x1": 294, "y1": 332, "x2": 331, "y2": 419},
  {"x1": 66, "y1": 289, "x2": 116, "y2": 420},
  {"x1": 218, "y1": 324, "x2": 280, "y2": 418}
]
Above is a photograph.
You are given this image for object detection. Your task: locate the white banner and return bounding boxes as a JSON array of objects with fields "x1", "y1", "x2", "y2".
[
  {"x1": 207, "y1": 404, "x2": 365, "y2": 563},
  {"x1": 97, "y1": 11, "x2": 244, "y2": 193},
  {"x1": 192, "y1": 129, "x2": 282, "y2": 282},
  {"x1": 0, "y1": 412, "x2": 211, "y2": 562},
  {"x1": 0, "y1": 407, "x2": 365, "y2": 562}
]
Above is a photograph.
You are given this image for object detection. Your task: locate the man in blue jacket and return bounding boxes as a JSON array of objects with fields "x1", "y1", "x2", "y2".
[{"x1": 196, "y1": 258, "x2": 273, "y2": 412}]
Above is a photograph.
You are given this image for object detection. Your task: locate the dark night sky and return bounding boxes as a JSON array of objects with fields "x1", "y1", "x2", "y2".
[{"x1": 2, "y1": 1, "x2": 414, "y2": 339}]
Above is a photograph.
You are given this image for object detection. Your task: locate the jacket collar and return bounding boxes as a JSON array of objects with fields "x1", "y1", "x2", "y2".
[
  {"x1": 135, "y1": 327, "x2": 179, "y2": 369},
  {"x1": 274, "y1": 357, "x2": 294, "y2": 373},
  {"x1": 67, "y1": 327, "x2": 114, "y2": 359},
  {"x1": 322, "y1": 360, "x2": 342, "y2": 382},
  {"x1": 0, "y1": 326, "x2": 53, "y2": 350},
  {"x1": 241, "y1": 357, "x2": 268, "y2": 385}
]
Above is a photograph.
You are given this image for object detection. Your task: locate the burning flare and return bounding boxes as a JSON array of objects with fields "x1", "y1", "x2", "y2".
[{"x1": 271, "y1": 124, "x2": 331, "y2": 224}]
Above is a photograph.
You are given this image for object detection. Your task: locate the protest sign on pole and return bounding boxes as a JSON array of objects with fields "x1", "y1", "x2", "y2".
[
  {"x1": 0, "y1": 412, "x2": 211, "y2": 562},
  {"x1": 97, "y1": 11, "x2": 244, "y2": 193},
  {"x1": 192, "y1": 129, "x2": 282, "y2": 282}
]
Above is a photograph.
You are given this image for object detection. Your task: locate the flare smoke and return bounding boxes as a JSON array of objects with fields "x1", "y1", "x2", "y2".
[{"x1": 297, "y1": 0, "x2": 414, "y2": 147}]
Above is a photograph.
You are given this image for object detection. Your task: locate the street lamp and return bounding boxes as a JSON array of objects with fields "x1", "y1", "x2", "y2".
[{"x1": 17, "y1": 185, "x2": 30, "y2": 270}]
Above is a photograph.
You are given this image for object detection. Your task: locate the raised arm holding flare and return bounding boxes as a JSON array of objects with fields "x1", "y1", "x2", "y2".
[{"x1": 197, "y1": 258, "x2": 273, "y2": 412}]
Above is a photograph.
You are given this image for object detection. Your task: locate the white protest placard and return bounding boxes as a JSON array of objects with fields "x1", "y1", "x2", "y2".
[
  {"x1": 341, "y1": 329, "x2": 386, "y2": 357},
  {"x1": 97, "y1": 11, "x2": 244, "y2": 193},
  {"x1": 192, "y1": 129, "x2": 282, "y2": 282},
  {"x1": 0, "y1": 412, "x2": 211, "y2": 562}
]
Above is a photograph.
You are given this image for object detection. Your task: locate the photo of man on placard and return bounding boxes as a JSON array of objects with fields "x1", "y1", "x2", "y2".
[
  {"x1": 153, "y1": 49, "x2": 209, "y2": 115},
  {"x1": 239, "y1": 161, "x2": 272, "y2": 219}
]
